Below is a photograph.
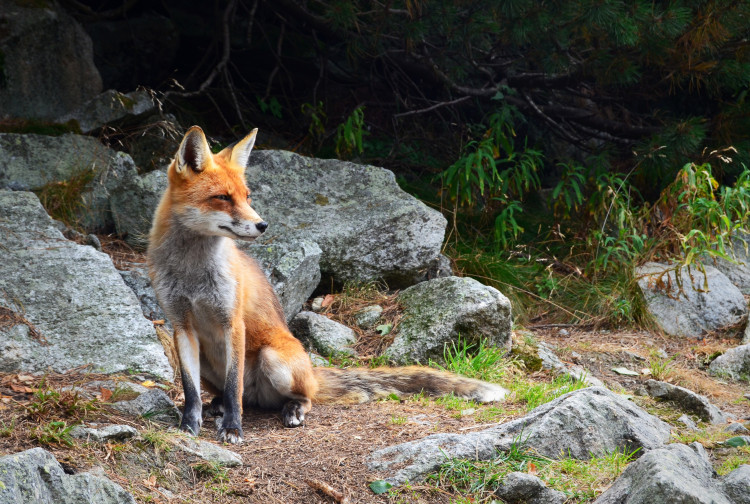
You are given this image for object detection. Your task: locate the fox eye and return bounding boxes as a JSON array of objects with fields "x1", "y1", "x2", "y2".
[{"x1": 213, "y1": 194, "x2": 232, "y2": 202}]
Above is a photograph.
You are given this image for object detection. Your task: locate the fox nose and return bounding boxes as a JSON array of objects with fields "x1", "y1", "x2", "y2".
[{"x1": 255, "y1": 221, "x2": 268, "y2": 233}]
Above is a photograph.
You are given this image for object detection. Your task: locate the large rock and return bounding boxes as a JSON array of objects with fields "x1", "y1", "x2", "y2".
[
  {"x1": 722, "y1": 465, "x2": 750, "y2": 504},
  {"x1": 289, "y1": 311, "x2": 358, "y2": 357},
  {"x1": 384, "y1": 276, "x2": 512, "y2": 365},
  {"x1": 0, "y1": 190, "x2": 172, "y2": 380},
  {"x1": 709, "y1": 232, "x2": 750, "y2": 294},
  {"x1": 0, "y1": 133, "x2": 137, "y2": 232},
  {"x1": 644, "y1": 379, "x2": 730, "y2": 424},
  {"x1": 636, "y1": 262, "x2": 747, "y2": 337},
  {"x1": 708, "y1": 344, "x2": 750, "y2": 381},
  {"x1": 57, "y1": 89, "x2": 155, "y2": 133},
  {"x1": 245, "y1": 150, "x2": 447, "y2": 286},
  {"x1": 0, "y1": 2, "x2": 102, "y2": 119},
  {"x1": 239, "y1": 239, "x2": 322, "y2": 322},
  {"x1": 0, "y1": 448, "x2": 135, "y2": 504},
  {"x1": 119, "y1": 264, "x2": 169, "y2": 327},
  {"x1": 369, "y1": 387, "x2": 670, "y2": 484},
  {"x1": 109, "y1": 168, "x2": 166, "y2": 248},
  {"x1": 101, "y1": 149, "x2": 447, "y2": 286},
  {"x1": 593, "y1": 443, "x2": 730, "y2": 504}
]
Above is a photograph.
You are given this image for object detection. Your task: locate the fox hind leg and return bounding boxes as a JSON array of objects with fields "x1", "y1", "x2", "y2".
[{"x1": 250, "y1": 343, "x2": 317, "y2": 428}]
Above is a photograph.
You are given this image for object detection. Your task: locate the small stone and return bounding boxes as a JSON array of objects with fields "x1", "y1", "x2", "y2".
[
  {"x1": 645, "y1": 379, "x2": 729, "y2": 424},
  {"x1": 353, "y1": 305, "x2": 383, "y2": 329},
  {"x1": 289, "y1": 311, "x2": 357, "y2": 357},
  {"x1": 70, "y1": 424, "x2": 138, "y2": 442},
  {"x1": 311, "y1": 297, "x2": 325, "y2": 312},
  {"x1": 495, "y1": 472, "x2": 566, "y2": 504},
  {"x1": 173, "y1": 436, "x2": 242, "y2": 467},
  {"x1": 725, "y1": 423, "x2": 750, "y2": 434},
  {"x1": 86, "y1": 234, "x2": 102, "y2": 251},
  {"x1": 112, "y1": 389, "x2": 180, "y2": 424},
  {"x1": 558, "y1": 328, "x2": 569, "y2": 336},
  {"x1": 678, "y1": 414, "x2": 699, "y2": 431}
]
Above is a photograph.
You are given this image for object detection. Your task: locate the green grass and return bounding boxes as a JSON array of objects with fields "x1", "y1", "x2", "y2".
[
  {"x1": 141, "y1": 428, "x2": 173, "y2": 454},
  {"x1": 648, "y1": 353, "x2": 676, "y2": 381},
  {"x1": 429, "y1": 440, "x2": 639, "y2": 503},
  {"x1": 0, "y1": 419, "x2": 15, "y2": 438},
  {"x1": 510, "y1": 374, "x2": 589, "y2": 412},
  {"x1": 716, "y1": 446, "x2": 750, "y2": 475},
  {"x1": 32, "y1": 420, "x2": 76, "y2": 447},
  {"x1": 431, "y1": 336, "x2": 516, "y2": 383}
]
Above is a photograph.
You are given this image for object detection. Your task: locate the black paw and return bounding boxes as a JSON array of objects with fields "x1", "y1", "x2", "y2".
[
  {"x1": 281, "y1": 400, "x2": 306, "y2": 428},
  {"x1": 204, "y1": 396, "x2": 224, "y2": 417},
  {"x1": 179, "y1": 416, "x2": 201, "y2": 436},
  {"x1": 217, "y1": 426, "x2": 243, "y2": 444}
]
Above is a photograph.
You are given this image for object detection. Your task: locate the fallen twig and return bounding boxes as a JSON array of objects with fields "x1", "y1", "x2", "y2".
[{"x1": 305, "y1": 479, "x2": 350, "y2": 504}]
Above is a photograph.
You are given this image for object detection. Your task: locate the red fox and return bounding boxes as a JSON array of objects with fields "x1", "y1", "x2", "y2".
[{"x1": 147, "y1": 126, "x2": 508, "y2": 444}]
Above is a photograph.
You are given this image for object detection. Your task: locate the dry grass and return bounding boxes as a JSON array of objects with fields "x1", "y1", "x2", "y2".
[
  {"x1": 97, "y1": 234, "x2": 147, "y2": 270},
  {"x1": 314, "y1": 282, "x2": 404, "y2": 359}
]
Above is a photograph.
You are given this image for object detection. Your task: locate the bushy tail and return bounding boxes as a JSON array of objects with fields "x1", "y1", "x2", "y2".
[{"x1": 313, "y1": 366, "x2": 507, "y2": 404}]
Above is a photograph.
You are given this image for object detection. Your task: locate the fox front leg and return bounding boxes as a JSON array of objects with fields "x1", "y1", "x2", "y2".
[
  {"x1": 217, "y1": 323, "x2": 245, "y2": 444},
  {"x1": 174, "y1": 327, "x2": 202, "y2": 435}
]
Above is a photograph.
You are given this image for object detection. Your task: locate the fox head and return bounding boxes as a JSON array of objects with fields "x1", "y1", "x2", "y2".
[{"x1": 166, "y1": 126, "x2": 267, "y2": 240}]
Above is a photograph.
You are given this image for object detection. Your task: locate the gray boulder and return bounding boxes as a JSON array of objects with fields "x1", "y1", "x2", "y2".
[
  {"x1": 118, "y1": 264, "x2": 169, "y2": 328},
  {"x1": 57, "y1": 89, "x2": 154, "y2": 133},
  {"x1": 112, "y1": 388, "x2": 179, "y2": 424},
  {"x1": 636, "y1": 262, "x2": 746, "y2": 337},
  {"x1": 0, "y1": 2, "x2": 102, "y2": 119},
  {"x1": 709, "y1": 232, "x2": 750, "y2": 294},
  {"x1": 593, "y1": 443, "x2": 730, "y2": 504},
  {"x1": 722, "y1": 465, "x2": 750, "y2": 504},
  {"x1": 495, "y1": 472, "x2": 566, "y2": 504},
  {"x1": 245, "y1": 150, "x2": 447, "y2": 286},
  {"x1": 239, "y1": 239, "x2": 322, "y2": 322},
  {"x1": 384, "y1": 276, "x2": 511, "y2": 365},
  {"x1": 0, "y1": 448, "x2": 135, "y2": 504},
  {"x1": 0, "y1": 190, "x2": 172, "y2": 380},
  {"x1": 70, "y1": 424, "x2": 138, "y2": 443},
  {"x1": 289, "y1": 311, "x2": 357, "y2": 357},
  {"x1": 644, "y1": 379, "x2": 729, "y2": 424},
  {"x1": 102, "y1": 149, "x2": 447, "y2": 286},
  {"x1": 709, "y1": 344, "x2": 750, "y2": 381},
  {"x1": 0, "y1": 133, "x2": 138, "y2": 232},
  {"x1": 109, "y1": 168, "x2": 167, "y2": 248},
  {"x1": 369, "y1": 387, "x2": 670, "y2": 484}
]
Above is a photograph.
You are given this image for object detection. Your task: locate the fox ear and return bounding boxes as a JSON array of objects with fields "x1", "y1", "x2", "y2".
[
  {"x1": 229, "y1": 128, "x2": 258, "y2": 168},
  {"x1": 176, "y1": 126, "x2": 211, "y2": 175}
]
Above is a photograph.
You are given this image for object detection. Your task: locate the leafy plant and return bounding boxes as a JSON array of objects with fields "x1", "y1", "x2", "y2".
[
  {"x1": 335, "y1": 105, "x2": 366, "y2": 158},
  {"x1": 257, "y1": 96, "x2": 283, "y2": 119},
  {"x1": 32, "y1": 420, "x2": 76, "y2": 447}
]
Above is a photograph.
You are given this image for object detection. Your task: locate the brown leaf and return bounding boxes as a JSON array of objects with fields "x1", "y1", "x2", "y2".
[
  {"x1": 10, "y1": 383, "x2": 35, "y2": 394},
  {"x1": 99, "y1": 388, "x2": 113, "y2": 401},
  {"x1": 321, "y1": 294, "x2": 335, "y2": 308}
]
